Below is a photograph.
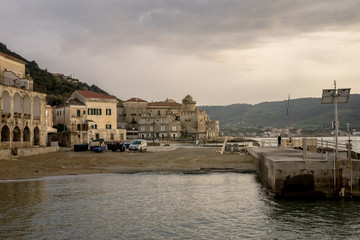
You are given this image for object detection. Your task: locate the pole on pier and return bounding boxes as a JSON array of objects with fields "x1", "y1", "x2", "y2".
[{"x1": 321, "y1": 80, "x2": 351, "y2": 194}]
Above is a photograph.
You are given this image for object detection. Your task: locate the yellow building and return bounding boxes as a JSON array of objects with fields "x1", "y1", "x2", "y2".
[{"x1": 54, "y1": 90, "x2": 126, "y2": 146}]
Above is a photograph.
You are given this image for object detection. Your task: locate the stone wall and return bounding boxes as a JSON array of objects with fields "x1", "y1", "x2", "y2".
[{"x1": 0, "y1": 146, "x2": 59, "y2": 159}]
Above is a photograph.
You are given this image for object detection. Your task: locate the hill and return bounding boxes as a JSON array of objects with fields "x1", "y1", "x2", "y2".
[
  {"x1": 200, "y1": 94, "x2": 360, "y2": 134},
  {"x1": 0, "y1": 42, "x2": 118, "y2": 105}
]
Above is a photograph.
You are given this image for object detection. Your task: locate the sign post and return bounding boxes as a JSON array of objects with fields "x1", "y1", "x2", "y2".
[{"x1": 321, "y1": 81, "x2": 351, "y2": 193}]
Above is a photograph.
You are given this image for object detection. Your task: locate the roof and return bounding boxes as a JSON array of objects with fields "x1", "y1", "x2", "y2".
[
  {"x1": 54, "y1": 98, "x2": 86, "y2": 108},
  {"x1": 148, "y1": 102, "x2": 182, "y2": 108},
  {"x1": 0, "y1": 52, "x2": 26, "y2": 64},
  {"x1": 117, "y1": 102, "x2": 124, "y2": 107},
  {"x1": 125, "y1": 97, "x2": 147, "y2": 103},
  {"x1": 68, "y1": 98, "x2": 86, "y2": 106},
  {"x1": 75, "y1": 90, "x2": 114, "y2": 100}
]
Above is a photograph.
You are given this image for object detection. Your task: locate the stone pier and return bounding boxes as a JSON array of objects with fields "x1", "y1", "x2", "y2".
[{"x1": 247, "y1": 147, "x2": 360, "y2": 198}]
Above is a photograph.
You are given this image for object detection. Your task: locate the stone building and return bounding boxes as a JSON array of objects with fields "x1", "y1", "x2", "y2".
[
  {"x1": 180, "y1": 95, "x2": 220, "y2": 139},
  {"x1": 0, "y1": 52, "x2": 47, "y2": 150},
  {"x1": 117, "y1": 95, "x2": 219, "y2": 140},
  {"x1": 53, "y1": 90, "x2": 126, "y2": 146}
]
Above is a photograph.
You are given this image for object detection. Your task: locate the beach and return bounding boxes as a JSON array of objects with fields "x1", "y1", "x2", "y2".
[{"x1": 0, "y1": 146, "x2": 255, "y2": 180}]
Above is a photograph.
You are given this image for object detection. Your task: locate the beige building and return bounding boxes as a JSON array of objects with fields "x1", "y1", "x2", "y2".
[
  {"x1": 0, "y1": 52, "x2": 47, "y2": 150},
  {"x1": 53, "y1": 90, "x2": 126, "y2": 146},
  {"x1": 117, "y1": 95, "x2": 219, "y2": 140},
  {"x1": 46, "y1": 104, "x2": 57, "y2": 145}
]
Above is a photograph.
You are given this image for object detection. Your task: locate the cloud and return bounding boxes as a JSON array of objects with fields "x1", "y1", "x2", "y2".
[
  {"x1": 4, "y1": 0, "x2": 360, "y2": 56},
  {"x1": 1, "y1": 0, "x2": 360, "y2": 105}
]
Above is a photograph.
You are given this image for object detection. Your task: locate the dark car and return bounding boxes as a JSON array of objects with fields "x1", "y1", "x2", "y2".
[{"x1": 111, "y1": 142, "x2": 126, "y2": 152}]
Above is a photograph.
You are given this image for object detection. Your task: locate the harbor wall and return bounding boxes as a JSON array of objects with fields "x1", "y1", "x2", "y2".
[{"x1": 248, "y1": 147, "x2": 360, "y2": 198}]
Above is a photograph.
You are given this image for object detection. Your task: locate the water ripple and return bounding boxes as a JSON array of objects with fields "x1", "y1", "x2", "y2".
[{"x1": 1, "y1": 173, "x2": 360, "y2": 239}]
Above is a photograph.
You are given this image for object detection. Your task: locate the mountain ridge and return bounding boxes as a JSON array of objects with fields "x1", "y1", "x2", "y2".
[{"x1": 199, "y1": 94, "x2": 360, "y2": 132}]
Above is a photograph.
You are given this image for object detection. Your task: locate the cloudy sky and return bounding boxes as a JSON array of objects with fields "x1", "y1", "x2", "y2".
[{"x1": 1, "y1": 0, "x2": 360, "y2": 105}]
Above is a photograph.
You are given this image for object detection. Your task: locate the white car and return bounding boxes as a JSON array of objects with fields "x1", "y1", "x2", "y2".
[{"x1": 129, "y1": 139, "x2": 147, "y2": 151}]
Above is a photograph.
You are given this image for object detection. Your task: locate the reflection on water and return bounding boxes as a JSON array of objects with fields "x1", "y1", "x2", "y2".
[
  {"x1": 1, "y1": 174, "x2": 360, "y2": 239},
  {"x1": 0, "y1": 180, "x2": 47, "y2": 239}
]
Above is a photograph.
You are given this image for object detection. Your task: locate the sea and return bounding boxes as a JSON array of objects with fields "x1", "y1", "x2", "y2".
[{"x1": 1, "y1": 173, "x2": 360, "y2": 240}]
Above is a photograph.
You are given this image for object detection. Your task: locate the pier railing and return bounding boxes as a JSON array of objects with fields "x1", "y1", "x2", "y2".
[{"x1": 260, "y1": 138, "x2": 354, "y2": 152}]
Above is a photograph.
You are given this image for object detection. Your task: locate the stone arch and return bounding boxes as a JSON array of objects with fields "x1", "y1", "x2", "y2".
[
  {"x1": 33, "y1": 126, "x2": 40, "y2": 145},
  {"x1": 1, "y1": 125, "x2": 10, "y2": 142},
  {"x1": 23, "y1": 126, "x2": 30, "y2": 141},
  {"x1": 2, "y1": 91, "x2": 11, "y2": 114},
  {"x1": 14, "y1": 92, "x2": 22, "y2": 115},
  {"x1": 33, "y1": 96, "x2": 41, "y2": 119},
  {"x1": 24, "y1": 94, "x2": 31, "y2": 115},
  {"x1": 13, "y1": 126, "x2": 21, "y2": 142}
]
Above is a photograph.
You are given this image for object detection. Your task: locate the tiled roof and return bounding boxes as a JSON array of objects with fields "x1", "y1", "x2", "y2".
[
  {"x1": 125, "y1": 97, "x2": 147, "y2": 103},
  {"x1": 148, "y1": 102, "x2": 182, "y2": 108},
  {"x1": 117, "y1": 102, "x2": 124, "y2": 107},
  {"x1": 0, "y1": 52, "x2": 26, "y2": 64},
  {"x1": 75, "y1": 90, "x2": 114, "y2": 99}
]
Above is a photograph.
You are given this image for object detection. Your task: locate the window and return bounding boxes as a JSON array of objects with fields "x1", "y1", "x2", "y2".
[
  {"x1": 77, "y1": 124, "x2": 81, "y2": 131},
  {"x1": 158, "y1": 110, "x2": 161, "y2": 116},
  {"x1": 110, "y1": 134, "x2": 114, "y2": 140},
  {"x1": 106, "y1": 124, "x2": 112, "y2": 129},
  {"x1": 172, "y1": 126, "x2": 177, "y2": 131},
  {"x1": 88, "y1": 108, "x2": 102, "y2": 115},
  {"x1": 106, "y1": 109, "x2": 111, "y2": 115},
  {"x1": 140, "y1": 126, "x2": 145, "y2": 132},
  {"x1": 77, "y1": 110, "x2": 81, "y2": 116},
  {"x1": 83, "y1": 110, "x2": 86, "y2": 114},
  {"x1": 161, "y1": 126, "x2": 165, "y2": 131}
]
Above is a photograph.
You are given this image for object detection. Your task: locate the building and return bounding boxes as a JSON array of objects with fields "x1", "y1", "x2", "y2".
[
  {"x1": 53, "y1": 90, "x2": 126, "y2": 146},
  {"x1": 117, "y1": 95, "x2": 219, "y2": 140},
  {"x1": 0, "y1": 51, "x2": 47, "y2": 150},
  {"x1": 45, "y1": 104, "x2": 57, "y2": 145}
]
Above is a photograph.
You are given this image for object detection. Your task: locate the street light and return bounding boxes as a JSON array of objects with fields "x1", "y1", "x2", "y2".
[{"x1": 321, "y1": 80, "x2": 351, "y2": 192}]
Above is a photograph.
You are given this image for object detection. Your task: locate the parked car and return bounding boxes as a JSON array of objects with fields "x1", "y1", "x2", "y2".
[
  {"x1": 111, "y1": 142, "x2": 126, "y2": 152},
  {"x1": 124, "y1": 141, "x2": 131, "y2": 149},
  {"x1": 92, "y1": 146, "x2": 105, "y2": 153},
  {"x1": 90, "y1": 139, "x2": 105, "y2": 153},
  {"x1": 129, "y1": 139, "x2": 147, "y2": 151}
]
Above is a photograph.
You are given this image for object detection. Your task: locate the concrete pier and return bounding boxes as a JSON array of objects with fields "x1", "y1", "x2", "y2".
[{"x1": 247, "y1": 147, "x2": 360, "y2": 198}]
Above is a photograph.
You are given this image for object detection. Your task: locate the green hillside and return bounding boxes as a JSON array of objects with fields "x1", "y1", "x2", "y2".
[
  {"x1": 200, "y1": 94, "x2": 360, "y2": 133},
  {"x1": 0, "y1": 43, "x2": 118, "y2": 105}
]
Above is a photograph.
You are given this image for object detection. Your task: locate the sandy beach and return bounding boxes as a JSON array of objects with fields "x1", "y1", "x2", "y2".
[{"x1": 0, "y1": 146, "x2": 255, "y2": 180}]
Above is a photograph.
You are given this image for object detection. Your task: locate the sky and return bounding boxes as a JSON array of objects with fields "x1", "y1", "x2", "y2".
[{"x1": 1, "y1": 0, "x2": 360, "y2": 105}]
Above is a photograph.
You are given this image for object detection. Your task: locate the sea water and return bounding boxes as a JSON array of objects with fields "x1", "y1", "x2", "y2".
[{"x1": 1, "y1": 173, "x2": 360, "y2": 239}]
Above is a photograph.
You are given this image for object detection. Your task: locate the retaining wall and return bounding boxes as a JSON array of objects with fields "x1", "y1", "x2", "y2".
[{"x1": 0, "y1": 146, "x2": 59, "y2": 159}]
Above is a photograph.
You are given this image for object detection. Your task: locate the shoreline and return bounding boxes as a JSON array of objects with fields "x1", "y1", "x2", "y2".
[{"x1": 0, "y1": 146, "x2": 255, "y2": 180}]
